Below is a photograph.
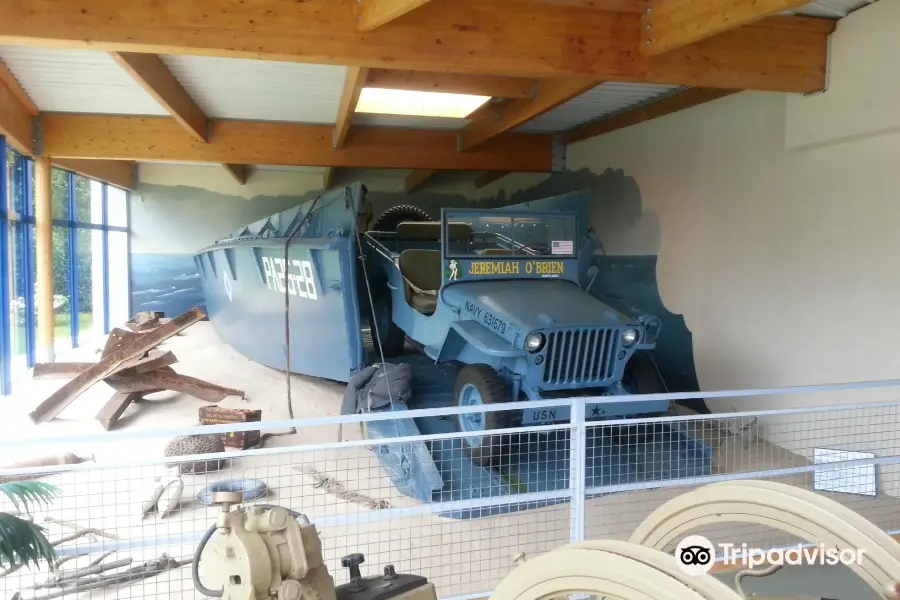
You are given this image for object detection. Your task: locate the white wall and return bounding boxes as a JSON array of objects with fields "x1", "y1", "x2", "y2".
[{"x1": 569, "y1": 89, "x2": 900, "y2": 408}]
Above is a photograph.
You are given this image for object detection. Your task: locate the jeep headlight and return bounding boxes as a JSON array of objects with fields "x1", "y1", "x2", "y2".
[
  {"x1": 525, "y1": 332, "x2": 545, "y2": 353},
  {"x1": 621, "y1": 328, "x2": 639, "y2": 347}
]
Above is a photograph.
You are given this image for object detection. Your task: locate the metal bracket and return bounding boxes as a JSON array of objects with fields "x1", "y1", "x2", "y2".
[
  {"x1": 551, "y1": 134, "x2": 566, "y2": 172},
  {"x1": 31, "y1": 114, "x2": 44, "y2": 156}
]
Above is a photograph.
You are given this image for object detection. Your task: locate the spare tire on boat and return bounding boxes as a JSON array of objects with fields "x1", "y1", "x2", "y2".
[{"x1": 370, "y1": 204, "x2": 433, "y2": 232}]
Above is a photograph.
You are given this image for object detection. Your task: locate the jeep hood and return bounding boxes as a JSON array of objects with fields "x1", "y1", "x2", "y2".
[{"x1": 441, "y1": 279, "x2": 634, "y2": 332}]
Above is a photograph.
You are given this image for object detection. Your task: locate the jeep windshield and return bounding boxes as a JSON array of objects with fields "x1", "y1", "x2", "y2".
[{"x1": 443, "y1": 211, "x2": 578, "y2": 258}]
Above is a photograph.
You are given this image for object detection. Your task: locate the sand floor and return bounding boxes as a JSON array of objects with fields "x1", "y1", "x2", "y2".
[{"x1": 0, "y1": 323, "x2": 897, "y2": 599}]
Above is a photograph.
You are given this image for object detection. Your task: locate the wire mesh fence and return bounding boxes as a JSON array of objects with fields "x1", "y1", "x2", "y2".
[{"x1": 1, "y1": 387, "x2": 900, "y2": 599}]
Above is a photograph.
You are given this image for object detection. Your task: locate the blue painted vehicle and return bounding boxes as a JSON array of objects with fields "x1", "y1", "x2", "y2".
[
  {"x1": 360, "y1": 190, "x2": 669, "y2": 465},
  {"x1": 195, "y1": 183, "x2": 711, "y2": 517}
]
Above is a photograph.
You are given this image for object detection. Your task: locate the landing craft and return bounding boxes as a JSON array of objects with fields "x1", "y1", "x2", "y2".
[{"x1": 195, "y1": 183, "x2": 712, "y2": 518}]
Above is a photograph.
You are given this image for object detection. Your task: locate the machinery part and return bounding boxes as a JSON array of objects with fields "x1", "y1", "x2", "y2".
[
  {"x1": 370, "y1": 205, "x2": 433, "y2": 232},
  {"x1": 629, "y1": 480, "x2": 900, "y2": 598},
  {"x1": 164, "y1": 434, "x2": 226, "y2": 474},
  {"x1": 453, "y1": 364, "x2": 513, "y2": 467},
  {"x1": 335, "y1": 552, "x2": 436, "y2": 600},
  {"x1": 489, "y1": 539, "x2": 744, "y2": 600},
  {"x1": 193, "y1": 498, "x2": 438, "y2": 600}
]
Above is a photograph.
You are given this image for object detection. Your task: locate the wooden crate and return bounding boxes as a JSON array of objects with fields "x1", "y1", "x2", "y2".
[{"x1": 198, "y1": 406, "x2": 262, "y2": 449}]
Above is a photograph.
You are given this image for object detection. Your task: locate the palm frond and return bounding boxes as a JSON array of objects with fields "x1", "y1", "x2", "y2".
[
  {"x1": 0, "y1": 481, "x2": 60, "y2": 571},
  {"x1": 0, "y1": 513, "x2": 56, "y2": 570},
  {"x1": 0, "y1": 481, "x2": 60, "y2": 512}
]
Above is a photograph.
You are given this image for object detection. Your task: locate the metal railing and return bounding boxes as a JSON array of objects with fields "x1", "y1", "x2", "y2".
[{"x1": 2, "y1": 379, "x2": 900, "y2": 599}]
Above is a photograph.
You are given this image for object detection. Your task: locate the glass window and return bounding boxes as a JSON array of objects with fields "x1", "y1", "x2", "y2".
[
  {"x1": 108, "y1": 186, "x2": 128, "y2": 227},
  {"x1": 9, "y1": 222, "x2": 32, "y2": 374},
  {"x1": 76, "y1": 227, "x2": 103, "y2": 344},
  {"x1": 108, "y1": 230, "x2": 130, "y2": 327},
  {"x1": 74, "y1": 174, "x2": 95, "y2": 224},
  {"x1": 51, "y1": 168, "x2": 69, "y2": 220},
  {"x1": 52, "y1": 225, "x2": 72, "y2": 351},
  {"x1": 444, "y1": 213, "x2": 578, "y2": 258}
]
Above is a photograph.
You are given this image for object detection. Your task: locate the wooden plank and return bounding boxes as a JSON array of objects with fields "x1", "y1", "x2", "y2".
[
  {"x1": 110, "y1": 52, "x2": 208, "y2": 142},
  {"x1": 529, "y1": 0, "x2": 646, "y2": 9},
  {"x1": 642, "y1": 0, "x2": 812, "y2": 55},
  {"x1": 52, "y1": 158, "x2": 137, "y2": 190},
  {"x1": 0, "y1": 64, "x2": 34, "y2": 154},
  {"x1": 355, "y1": 0, "x2": 435, "y2": 31},
  {"x1": 95, "y1": 391, "x2": 144, "y2": 431},
  {"x1": 28, "y1": 307, "x2": 205, "y2": 424},
  {"x1": 474, "y1": 171, "x2": 510, "y2": 189},
  {"x1": 222, "y1": 163, "x2": 247, "y2": 184},
  {"x1": 0, "y1": 0, "x2": 834, "y2": 93},
  {"x1": 334, "y1": 66, "x2": 369, "y2": 149},
  {"x1": 564, "y1": 87, "x2": 739, "y2": 144},
  {"x1": 405, "y1": 170, "x2": 438, "y2": 193},
  {"x1": 458, "y1": 77, "x2": 599, "y2": 151},
  {"x1": 366, "y1": 69, "x2": 535, "y2": 99},
  {"x1": 41, "y1": 115, "x2": 555, "y2": 172}
]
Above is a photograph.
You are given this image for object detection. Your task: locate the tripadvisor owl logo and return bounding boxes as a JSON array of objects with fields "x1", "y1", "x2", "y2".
[{"x1": 675, "y1": 534, "x2": 866, "y2": 575}]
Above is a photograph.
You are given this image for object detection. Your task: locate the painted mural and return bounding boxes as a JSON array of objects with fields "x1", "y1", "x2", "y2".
[{"x1": 130, "y1": 168, "x2": 701, "y2": 398}]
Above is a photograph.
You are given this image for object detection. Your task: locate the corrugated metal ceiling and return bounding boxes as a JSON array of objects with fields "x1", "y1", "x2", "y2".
[
  {"x1": 160, "y1": 55, "x2": 347, "y2": 123},
  {"x1": 516, "y1": 82, "x2": 685, "y2": 133},
  {"x1": 0, "y1": 46, "x2": 169, "y2": 116}
]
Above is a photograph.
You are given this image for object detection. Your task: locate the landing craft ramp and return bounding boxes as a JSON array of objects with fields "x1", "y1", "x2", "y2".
[
  {"x1": 362, "y1": 354, "x2": 713, "y2": 520},
  {"x1": 195, "y1": 183, "x2": 713, "y2": 521}
]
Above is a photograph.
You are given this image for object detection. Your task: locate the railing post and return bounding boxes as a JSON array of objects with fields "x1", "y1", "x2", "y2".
[{"x1": 569, "y1": 398, "x2": 586, "y2": 542}]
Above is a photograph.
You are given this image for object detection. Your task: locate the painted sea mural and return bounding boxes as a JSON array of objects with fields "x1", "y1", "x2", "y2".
[{"x1": 131, "y1": 253, "x2": 206, "y2": 317}]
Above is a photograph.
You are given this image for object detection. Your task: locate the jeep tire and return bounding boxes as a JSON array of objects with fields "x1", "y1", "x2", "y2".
[{"x1": 453, "y1": 364, "x2": 513, "y2": 468}]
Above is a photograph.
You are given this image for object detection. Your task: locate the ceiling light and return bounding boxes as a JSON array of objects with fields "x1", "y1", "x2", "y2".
[{"x1": 355, "y1": 87, "x2": 491, "y2": 119}]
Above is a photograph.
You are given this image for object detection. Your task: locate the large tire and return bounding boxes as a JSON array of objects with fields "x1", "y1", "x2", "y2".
[
  {"x1": 625, "y1": 351, "x2": 711, "y2": 414},
  {"x1": 453, "y1": 364, "x2": 513, "y2": 467},
  {"x1": 370, "y1": 204, "x2": 433, "y2": 232}
]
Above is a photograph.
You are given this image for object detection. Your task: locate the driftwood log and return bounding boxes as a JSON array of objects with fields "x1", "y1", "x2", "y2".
[{"x1": 28, "y1": 307, "x2": 246, "y2": 429}]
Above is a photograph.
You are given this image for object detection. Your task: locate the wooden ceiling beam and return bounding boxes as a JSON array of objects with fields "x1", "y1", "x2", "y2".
[
  {"x1": 405, "y1": 169, "x2": 438, "y2": 193},
  {"x1": 52, "y1": 158, "x2": 137, "y2": 190},
  {"x1": 565, "y1": 87, "x2": 738, "y2": 144},
  {"x1": 334, "y1": 66, "x2": 369, "y2": 149},
  {"x1": 0, "y1": 59, "x2": 34, "y2": 154},
  {"x1": 110, "y1": 51, "x2": 247, "y2": 183},
  {"x1": 366, "y1": 69, "x2": 536, "y2": 99},
  {"x1": 459, "y1": 78, "x2": 599, "y2": 152},
  {"x1": 474, "y1": 171, "x2": 510, "y2": 190},
  {"x1": 110, "y1": 52, "x2": 208, "y2": 143},
  {"x1": 528, "y1": 0, "x2": 647, "y2": 11},
  {"x1": 40, "y1": 115, "x2": 555, "y2": 172},
  {"x1": 222, "y1": 163, "x2": 248, "y2": 185},
  {"x1": 0, "y1": 0, "x2": 835, "y2": 93},
  {"x1": 355, "y1": 0, "x2": 436, "y2": 31},
  {"x1": 642, "y1": 0, "x2": 813, "y2": 55}
]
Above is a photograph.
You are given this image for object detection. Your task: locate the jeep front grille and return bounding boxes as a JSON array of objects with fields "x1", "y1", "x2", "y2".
[{"x1": 542, "y1": 329, "x2": 616, "y2": 385}]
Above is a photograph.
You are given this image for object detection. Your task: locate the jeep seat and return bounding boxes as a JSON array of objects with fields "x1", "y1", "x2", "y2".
[{"x1": 398, "y1": 249, "x2": 442, "y2": 314}]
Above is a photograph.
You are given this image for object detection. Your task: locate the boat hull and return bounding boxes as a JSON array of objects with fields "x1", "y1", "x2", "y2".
[{"x1": 195, "y1": 186, "x2": 366, "y2": 383}]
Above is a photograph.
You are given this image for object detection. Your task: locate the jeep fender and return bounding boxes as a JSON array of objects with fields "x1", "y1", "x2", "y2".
[{"x1": 437, "y1": 320, "x2": 526, "y2": 366}]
